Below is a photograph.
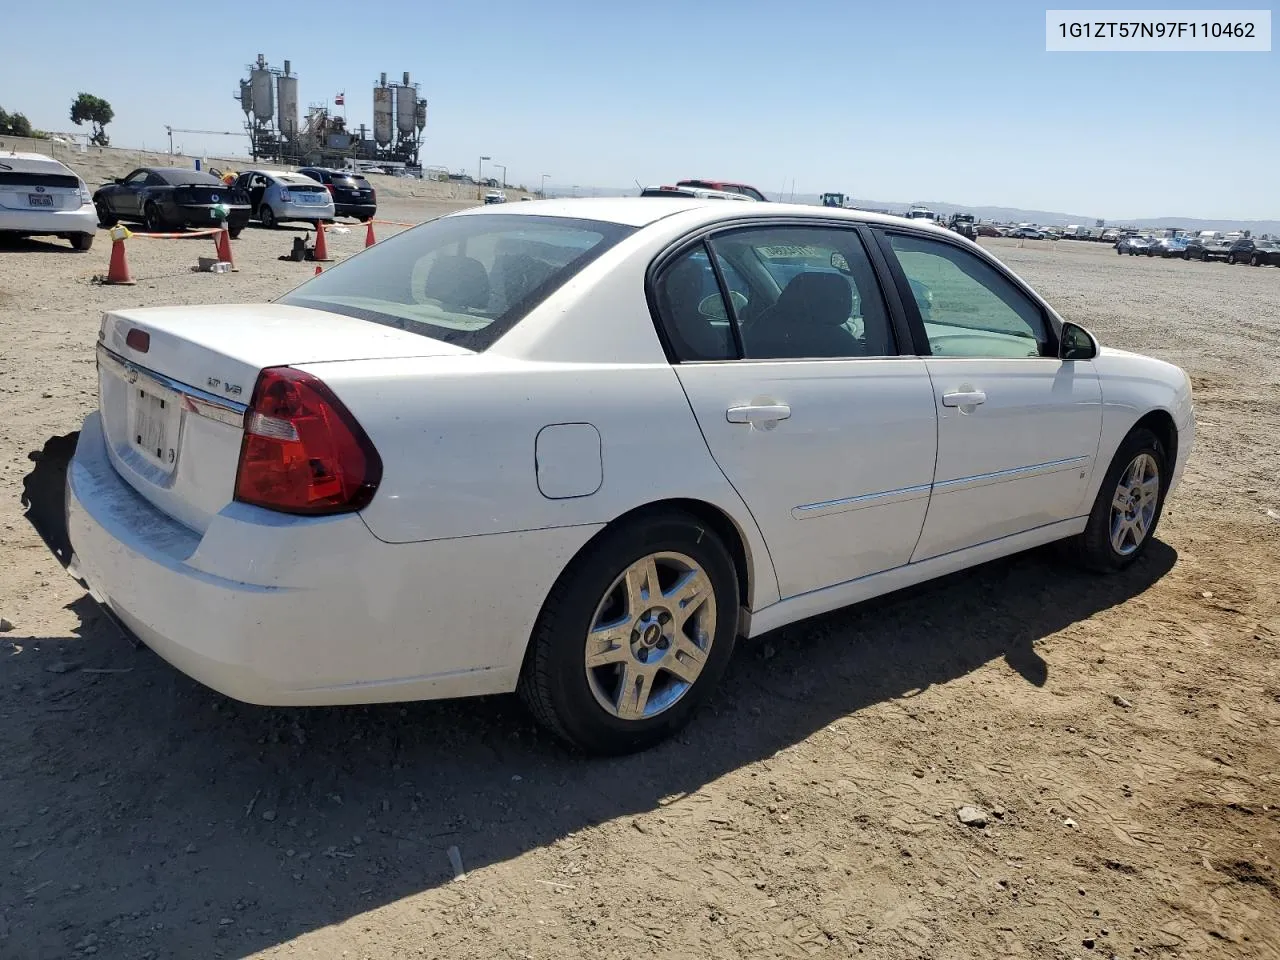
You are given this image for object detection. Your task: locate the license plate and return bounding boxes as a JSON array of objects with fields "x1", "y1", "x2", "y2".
[
  {"x1": 131, "y1": 388, "x2": 180, "y2": 471},
  {"x1": 297, "y1": 193, "x2": 320, "y2": 204},
  {"x1": 28, "y1": 194, "x2": 54, "y2": 207}
]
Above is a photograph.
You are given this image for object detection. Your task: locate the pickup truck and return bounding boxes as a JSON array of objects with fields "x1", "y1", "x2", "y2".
[{"x1": 1183, "y1": 236, "x2": 1233, "y2": 261}]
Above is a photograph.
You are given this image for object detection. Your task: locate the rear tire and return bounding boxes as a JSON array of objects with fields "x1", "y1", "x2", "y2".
[
  {"x1": 228, "y1": 225, "x2": 243, "y2": 240},
  {"x1": 1065, "y1": 427, "x2": 1168, "y2": 574},
  {"x1": 518, "y1": 509, "x2": 740, "y2": 755},
  {"x1": 69, "y1": 233, "x2": 94, "y2": 252},
  {"x1": 143, "y1": 202, "x2": 166, "y2": 233}
]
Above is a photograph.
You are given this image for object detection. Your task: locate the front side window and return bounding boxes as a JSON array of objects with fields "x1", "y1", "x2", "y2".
[
  {"x1": 279, "y1": 214, "x2": 635, "y2": 351},
  {"x1": 886, "y1": 233, "x2": 1049, "y2": 359}
]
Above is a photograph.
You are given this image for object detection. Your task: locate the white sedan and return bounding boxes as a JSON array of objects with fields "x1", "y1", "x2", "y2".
[
  {"x1": 0, "y1": 152, "x2": 98, "y2": 250},
  {"x1": 65, "y1": 199, "x2": 1194, "y2": 754}
]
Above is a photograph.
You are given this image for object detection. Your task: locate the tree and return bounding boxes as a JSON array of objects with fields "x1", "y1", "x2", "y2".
[
  {"x1": 0, "y1": 106, "x2": 34, "y2": 138},
  {"x1": 70, "y1": 92, "x2": 113, "y2": 146}
]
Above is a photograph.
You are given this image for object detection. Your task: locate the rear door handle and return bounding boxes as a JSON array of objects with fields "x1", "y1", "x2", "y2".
[
  {"x1": 727, "y1": 403, "x2": 791, "y2": 424},
  {"x1": 942, "y1": 390, "x2": 986, "y2": 407}
]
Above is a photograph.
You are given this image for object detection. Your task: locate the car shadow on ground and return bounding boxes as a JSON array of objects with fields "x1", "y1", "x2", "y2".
[
  {"x1": 7, "y1": 434, "x2": 1179, "y2": 958},
  {"x1": 0, "y1": 235, "x2": 86, "y2": 255}
]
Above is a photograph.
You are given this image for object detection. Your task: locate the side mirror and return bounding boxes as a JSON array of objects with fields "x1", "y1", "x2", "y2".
[
  {"x1": 111, "y1": 177, "x2": 122, "y2": 184},
  {"x1": 1059, "y1": 321, "x2": 1098, "y2": 361}
]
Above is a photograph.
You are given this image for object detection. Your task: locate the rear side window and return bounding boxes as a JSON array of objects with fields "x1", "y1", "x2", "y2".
[{"x1": 279, "y1": 214, "x2": 635, "y2": 351}]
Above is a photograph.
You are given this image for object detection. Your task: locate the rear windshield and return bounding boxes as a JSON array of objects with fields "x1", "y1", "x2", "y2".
[
  {"x1": 156, "y1": 170, "x2": 223, "y2": 186},
  {"x1": 278, "y1": 214, "x2": 636, "y2": 351},
  {"x1": 333, "y1": 175, "x2": 371, "y2": 188},
  {"x1": 0, "y1": 171, "x2": 79, "y2": 188}
]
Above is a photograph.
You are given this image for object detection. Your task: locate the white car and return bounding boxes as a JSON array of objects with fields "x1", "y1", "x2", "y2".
[
  {"x1": 64, "y1": 199, "x2": 1194, "y2": 754},
  {"x1": 234, "y1": 170, "x2": 337, "y2": 227},
  {"x1": 0, "y1": 152, "x2": 97, "y2": 250}
]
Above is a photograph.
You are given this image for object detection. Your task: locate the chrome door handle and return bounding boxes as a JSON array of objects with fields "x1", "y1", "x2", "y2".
[
  {"x1": 726, "y1": 403, "x2": 791, "y2": 424},
  {"x1": 942, "y1": 390, "x2": 986, "y2": 407}
]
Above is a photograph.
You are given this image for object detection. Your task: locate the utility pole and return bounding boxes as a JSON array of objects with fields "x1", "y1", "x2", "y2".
[
  {"x1": 477, "y1": 154, "x2": 489, "y2": 200},
  {"x1": 541, "y1": 173, "x2": 550, "y2": 198}
]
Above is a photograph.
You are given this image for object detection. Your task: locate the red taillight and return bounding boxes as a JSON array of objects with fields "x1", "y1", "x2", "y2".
[
  {"x1": 233, "y1": 367, "x2": 381, "y2": 515},
  {"x1": 369, "y1": 188, "x2": 376, "y2": 202},
  {"x1": 126, "y1": 328, "x2": 150, "y2": 353},
  {"x1": 325, "y1": 183, "x2": 335, "y2": 195}
]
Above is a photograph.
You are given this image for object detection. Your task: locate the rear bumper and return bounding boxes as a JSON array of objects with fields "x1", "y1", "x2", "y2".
[
  {"x1": 169, "y1": 202, "x2": 251, "y2": 229},
  {"x1": 333, "y1": 202, "x2": 376, "y2": 219},
  {"x1": 0, "y1": 205, "x2": 97, "y2": 235},
  {"x1": 274, "y1": 200, "x2": 336, "y2": 222},
  {"x1": 66, "y1": 411, "x2": 597, "y2": 706}
]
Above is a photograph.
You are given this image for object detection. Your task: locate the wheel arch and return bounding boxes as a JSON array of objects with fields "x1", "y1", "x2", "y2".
[{"x1": 1131, "y1": 408, "x2": 1178, "y2": 483}]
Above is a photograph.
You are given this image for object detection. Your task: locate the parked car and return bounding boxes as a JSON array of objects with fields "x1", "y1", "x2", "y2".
[
  {"x1": 675, "y1": 179, "x2": 768, "y2": 201},
  {"x1": 62, "y1": 199, "x2": 1194, "y2": 754},
  {"x1": 233, "y1": 170, "x2": 336, "y2": 228},
  {"x1": 1225, "y1": 238, "x2": 1280, "y2": 266},
  {"x1": 974, "y1": 223, "x2": 1002, "y2": 238},
  {"x1": 483, "y1": 190, "x2": 508, "y2": 204},
  {"x1": 295, "y1": 167, "x2": 377, "y2": 221},
  {"x1": 0, "y1": 152, "x2": 97, "y2": 250},
  {"x1": 1182, "y1": 236, "x2": 1233, "y2": 261},
  {"x1": 640, "y1": 185, "x2": 754, "y2": 201},
  {"x1": 1149, "y1": 236, "x2": 1189, "y2": 258},
  {"x1": 1099, "y1": 229, "x2": 1120, "y2": 243},
  {"x1": 1010, "y1": 227, "x2": 1046, "y2": 239},
  {"x1": 1116, "y1": 235, "x2": 1153, "y2": 255},
  {"x1": 93, "y1": 167, "x2": 250, "y2": 236}
]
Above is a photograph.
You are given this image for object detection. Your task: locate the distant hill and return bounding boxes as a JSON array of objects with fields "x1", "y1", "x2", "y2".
[{"x1": 559, "y1": 186, "x2": 1279, "y2": 236}]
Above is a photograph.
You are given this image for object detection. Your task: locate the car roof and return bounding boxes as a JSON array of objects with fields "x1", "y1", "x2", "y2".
[
  {"x1": 0, "y1": 152, "x2": 76, "y2": 174},
  {"x1": 450, "y1": 196, "x2": 961, "y2": 233}
]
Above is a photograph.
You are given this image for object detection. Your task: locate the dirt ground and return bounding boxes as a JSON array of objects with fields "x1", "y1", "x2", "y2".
[{"x1": 1, "y1": 216, "x2": 1277, "y2": 960}]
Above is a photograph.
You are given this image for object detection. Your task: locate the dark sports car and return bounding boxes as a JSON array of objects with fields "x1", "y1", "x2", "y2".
[{"x1": 93, "y1": 167, "x2": 251, "y2": 236}]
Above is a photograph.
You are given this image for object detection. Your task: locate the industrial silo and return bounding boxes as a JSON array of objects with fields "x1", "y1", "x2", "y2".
[
  {"x1": 238, "y1": 79, "x2": 254, "y2": 118},
  {"x1": 373, "y1": 74, "x2": 393, "y2": 147},
  {"x1": 277, "y1": 61, "x2": 299, "y2": 140},
  {"x1": 250, "y1": 55, "x2": 274, "y2": 123},
  {"x1": 396, "y1": 72, "x2": 417, "y2": 136}
]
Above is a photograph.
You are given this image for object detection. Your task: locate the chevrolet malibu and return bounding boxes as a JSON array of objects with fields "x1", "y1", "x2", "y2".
[{"x1": 65, "y1": 199, "x2": 1194, "y2": 754}]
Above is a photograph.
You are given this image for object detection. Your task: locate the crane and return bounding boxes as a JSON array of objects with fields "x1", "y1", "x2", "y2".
[{"x1": 163, "y1": 126, "x2": 246, "y2": 156}]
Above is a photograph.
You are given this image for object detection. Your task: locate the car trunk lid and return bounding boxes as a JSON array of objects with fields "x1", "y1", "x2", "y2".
[{"x1": 96, "y1": 303, "x2": 471, "y2": 533}]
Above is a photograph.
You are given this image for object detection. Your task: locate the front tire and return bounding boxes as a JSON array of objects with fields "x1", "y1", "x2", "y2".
[
  {"x1": 518, "y1": 509, "x2": 740, "y2": 755},
  {"x1": 94, "y1": 200, "x2": 117, "y2": 228},
  {"x1": 1066, "y1": 428, "x2": 1168, "y2": 573}
]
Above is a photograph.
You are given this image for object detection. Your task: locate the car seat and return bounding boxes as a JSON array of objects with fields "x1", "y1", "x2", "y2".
[
  {"x1": 747, "y1": 273, "x2": 855, "y2": 358},
  {"x1": 423, "y1": 255, "x2": 491, "y2": 311}
]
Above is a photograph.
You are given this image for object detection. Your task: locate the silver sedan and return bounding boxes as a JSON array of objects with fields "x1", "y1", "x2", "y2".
[{"x1": 236, "y1": 170, "x2": 336, "y2": 227}]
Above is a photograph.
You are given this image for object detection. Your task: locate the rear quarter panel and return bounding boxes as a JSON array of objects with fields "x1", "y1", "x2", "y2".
[{"x1": 299, "y1": 355, "x2": 781, "y2": 612}]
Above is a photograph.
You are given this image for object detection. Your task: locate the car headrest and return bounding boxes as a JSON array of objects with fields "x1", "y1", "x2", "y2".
[
  {"x1": 774, "y1": 273, "x2": 851, "y2": 327},
  {"x1": 423, "y1": 255, "x2": 491, "y2": 311}
]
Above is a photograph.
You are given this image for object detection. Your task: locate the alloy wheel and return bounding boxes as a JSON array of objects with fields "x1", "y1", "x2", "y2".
[
  {"x1": 1109, "y1": 453, "x2": 1160, "y2": 556},
  {"x1": 584, "y1": 551, "x2": 716, "y2": 721}
]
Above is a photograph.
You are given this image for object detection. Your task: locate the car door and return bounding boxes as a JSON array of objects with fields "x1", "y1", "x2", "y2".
[
  {"x1": 113, "y1": 169, "x2": 150, "y2": 218},
  {"x1": 655, "y1": 223, "x2": 939, "y2": 600},
  {"x1": 875, "y1": 229, "x2": 1103, "y2": 562}
]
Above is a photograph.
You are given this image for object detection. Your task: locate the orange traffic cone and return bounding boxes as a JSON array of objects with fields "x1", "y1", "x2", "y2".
[
  {"x1": 102, "y1": 236, "x2": 136, "y2": 285},
  {"x1": 364, "y1": 219, "x2": 376, "y2": 247},
  {"x1": 312, "y1": 220, "x2": 332, "y2": 261},
  {"x1": 213, "y1": 227, "x2": 237, "y2": 271},
  {"x1": 314, "y1": 264, "x2": 323, "y2": 276}
]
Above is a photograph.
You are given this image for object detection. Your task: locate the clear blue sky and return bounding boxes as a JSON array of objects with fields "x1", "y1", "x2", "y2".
[{"x1": 2, "y1": 0, "x2": 1275, "y2": 219}]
